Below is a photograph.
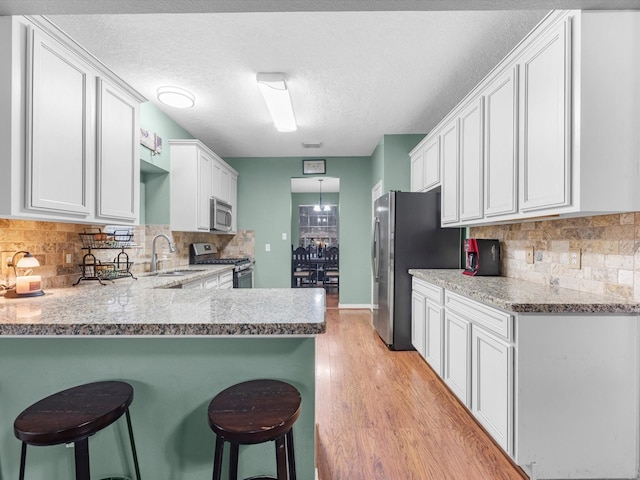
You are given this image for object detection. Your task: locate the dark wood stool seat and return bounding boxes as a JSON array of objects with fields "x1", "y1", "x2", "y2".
[
  {"x1": 208, "y1": 379, "x2": 301, "y2": 480},
  {"x1": 14, "y1": 380, "x2": 141, "y2": 480}
]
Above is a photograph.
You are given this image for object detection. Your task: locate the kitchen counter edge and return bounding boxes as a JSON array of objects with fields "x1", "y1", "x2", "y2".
[{"x1": 409, "y1": 269, "x2": 640, "y2": 314}]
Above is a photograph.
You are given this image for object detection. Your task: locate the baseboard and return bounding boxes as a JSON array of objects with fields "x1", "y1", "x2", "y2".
[{"x1": 337, "y1": 303, "x2": 372, "y2": 309}]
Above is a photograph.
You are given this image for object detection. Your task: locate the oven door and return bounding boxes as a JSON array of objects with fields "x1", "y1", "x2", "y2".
[{"x1": 234, "y1": 268, "x2": 253, "y2": 288}]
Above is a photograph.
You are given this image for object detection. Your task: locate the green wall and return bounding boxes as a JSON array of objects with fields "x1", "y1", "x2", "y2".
[
  {"x1": 226, "y1": 157, "x2": 371, "y2": 306},
  {"x1": 371, "y1": 134, "x2": 425, "y2": 193},
  {"x1": 140, "y1": 103, "x2": 194, "y2": 224},
  {"x1": 290, "y1": 192, "x2": 339, "y2": 248}
]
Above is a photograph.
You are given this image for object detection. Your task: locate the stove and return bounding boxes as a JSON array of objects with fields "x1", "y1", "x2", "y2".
[{"x1": 189, "y1": 243, "x2": 253, "y2": 288}]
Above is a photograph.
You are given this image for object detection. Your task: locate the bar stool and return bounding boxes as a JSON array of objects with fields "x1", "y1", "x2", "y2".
[
  {"x1": 208, "y1": 379, "x2": 301, "y2": 480},
  {"x1": 14, "y1": 380, "x2": 141, "y2": 480}
]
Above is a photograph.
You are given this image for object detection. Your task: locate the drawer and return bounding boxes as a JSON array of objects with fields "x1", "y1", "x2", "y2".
[
  {"x1": 219, "y1": 270, "x2": 233, "y2": 287},
  {"x1": 444, "y1": 291, "x2": 512, "y2": 340},
  {"x1": 204, "y1": 275, "x2": 220, "y2": 290},
  {"x1": 412, "y1": 278, "x2": 443, "y2": 304}
]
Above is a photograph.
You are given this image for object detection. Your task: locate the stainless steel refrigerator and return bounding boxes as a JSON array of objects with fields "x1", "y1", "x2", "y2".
[{"x1": 372, "y1": 191, "x2": 463, "y2": 350}]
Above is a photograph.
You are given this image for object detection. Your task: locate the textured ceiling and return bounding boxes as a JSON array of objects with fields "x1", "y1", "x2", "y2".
[{"x1": 5, "y1": 1, "x2": 635, "y2": 158}]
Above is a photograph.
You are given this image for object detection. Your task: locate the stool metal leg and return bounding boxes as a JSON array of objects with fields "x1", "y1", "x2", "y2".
[
  {"x1": 286, "y1": 429, "x2": 296, "y2": 480},
  {"x1": 125, "y1": 409, "x2": 142, "y2": 480},
  {"x1": 229, "y1": 443, "x2": 239, "y2": 480},
  {"x1": 275, "y1": 436, "x2": 287, "y2": 480},
  {"x1": 212, "y1": 436, "x2": 224, "y2": 480},
  {"x1": 18, "y1": 442, "x2": 27, "y2": 480},
  {"x1": 74, "y1": 438, "x2": 90, "y2": 480}
]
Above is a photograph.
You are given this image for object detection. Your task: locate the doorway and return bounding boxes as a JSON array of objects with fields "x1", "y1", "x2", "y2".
[{"x1": 290, "y1": 177, "x2": 340, "y2": 251}]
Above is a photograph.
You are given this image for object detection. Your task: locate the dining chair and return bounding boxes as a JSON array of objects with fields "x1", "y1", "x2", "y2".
[
  {"x1": 323, "y1": 247, "x2": 339, "y2": 291},
  {"x1": 291, "y1": 247, "x2": 316, "y2": 287}
]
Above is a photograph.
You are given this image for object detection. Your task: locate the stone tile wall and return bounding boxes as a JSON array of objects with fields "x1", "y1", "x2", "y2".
[
  {"x1": 470, "y1": 213, "x2": 640, "y2": 301},
  {"x1": 0, "y1": 219, "x2": 255, "y2": 289}
]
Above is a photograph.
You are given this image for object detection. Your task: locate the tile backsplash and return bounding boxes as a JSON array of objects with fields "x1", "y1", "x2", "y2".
[
  {"x1": 471, "y1": 213, "x2": 640, "y2": 301},
  {"x1": 0, "y1": 219, "x2": 254, "y2": 289}
]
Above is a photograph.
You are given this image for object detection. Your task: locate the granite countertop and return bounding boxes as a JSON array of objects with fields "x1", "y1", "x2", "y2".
[
  {"x1": 0, "y1": 265, "x2": 326, "y2": 336},
  {"x1": 409, "y1": 269, "x2": 640, "y2": 314}
]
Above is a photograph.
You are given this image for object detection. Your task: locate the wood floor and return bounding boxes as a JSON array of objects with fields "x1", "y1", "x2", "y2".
[{"x1": 315, "y1": 295, "x2": 527, "y2": 480}]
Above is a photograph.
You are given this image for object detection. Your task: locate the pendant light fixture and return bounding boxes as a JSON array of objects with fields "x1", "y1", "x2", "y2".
[{"x1": 314, "y1": 179, "x2": 331, "y2": 212}]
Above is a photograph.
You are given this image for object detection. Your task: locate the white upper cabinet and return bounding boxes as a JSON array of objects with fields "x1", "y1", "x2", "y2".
[
  {"x1": 420, "y1": 10, "x2": 640, "y2": 227},
  {"x1": 197, "y1": 149, "x2": 214, "y2": 231},
  {"x1": 519, "y1": 17, "x2": 571, "y2": 212},
  {"x1": 0, "y1": 16, "x2": 144, "y2": 224},
  {"x1": 410, "y1": 135, "x2": 440, "y2": 192},
  {"x1": 96, "y1": 78, "x2": 140, "y2": 222},
  {"x1": 170, "y1": 140, "x2": 212, "y2": 232},
  {"x1": 484, "y1": 67, "x2": 518, "y2": 217},
  {"x1": 458, "y1": 97, "x2": 484, "y2": 222},
  {"x1": 440, "y1": 120, "x2": 459, "y2": 224},
  {"x1": 27, "y1": 27, "x2": 92, "y2": 216},
  {"x1": 169, "y1": 139, "x2": 238, "y2": 233}
]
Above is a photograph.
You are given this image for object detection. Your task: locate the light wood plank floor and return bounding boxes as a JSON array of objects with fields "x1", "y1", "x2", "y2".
[{"x1": 315, "y1": 295, "x2": 527, "y2": 480}]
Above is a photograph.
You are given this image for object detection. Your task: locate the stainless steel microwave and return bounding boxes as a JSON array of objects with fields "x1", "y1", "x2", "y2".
[{"x1": 210, "y1": 197, "x2": 233, "y2": 232}]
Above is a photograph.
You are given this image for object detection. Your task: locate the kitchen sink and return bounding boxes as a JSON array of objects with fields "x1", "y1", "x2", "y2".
[{"x1": 152, "y1": 269, "x2": 206, "y2": 277}]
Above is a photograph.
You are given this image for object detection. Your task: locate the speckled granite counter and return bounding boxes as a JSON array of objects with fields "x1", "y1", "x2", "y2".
[
  {"x1": 0, "y1": 266, "x2": 326, "y2": 336},
  {"x1": 409, "y1": 269, "x2": 640, "y2": 314}
]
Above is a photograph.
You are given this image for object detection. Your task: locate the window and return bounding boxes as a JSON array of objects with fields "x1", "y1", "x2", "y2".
[{"x1": 298, "y1": 205, "x2": 338, "y2": 251}]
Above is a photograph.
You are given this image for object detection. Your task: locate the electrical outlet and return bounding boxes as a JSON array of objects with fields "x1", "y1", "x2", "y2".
[
  {"x1": 1, "y1": 251, "x2": 16, "y2": 275},
  {"x1": 569, "y1": 248, "x2": 581, "y2": 269},
  {"x1": 265, "y1": 244, "x2": 271, "y2": 252},
  {"x1": 525, "y1": 247, "x2": 534, "y2": 264},
  {"x1": 282, "y1": 233, "x2": 287, "y2": 240},
  {"x1": 63, "y1": 251, "x2": 73, "y2": 265}
]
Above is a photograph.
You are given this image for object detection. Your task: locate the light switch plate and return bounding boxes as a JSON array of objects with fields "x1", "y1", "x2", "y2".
[
  {"x1": 265, "y1": 244, "x2": 271, "y2": 252},
  {"x1": 525, "y1": 247, "x2": 534, "y2": 264},
  {"x1": 569, "y1": 248, "x2": 581, "y2": 269}
]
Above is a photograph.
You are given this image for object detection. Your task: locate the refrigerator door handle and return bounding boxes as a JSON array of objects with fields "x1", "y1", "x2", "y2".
[{"x1": 371, "y1": 217, "x2": 380, "y2": 280}]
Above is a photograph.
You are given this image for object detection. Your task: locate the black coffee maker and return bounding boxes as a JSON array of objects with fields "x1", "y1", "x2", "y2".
[{"x1": 463, "y1": 239, "x2": 501, "y2": 276}]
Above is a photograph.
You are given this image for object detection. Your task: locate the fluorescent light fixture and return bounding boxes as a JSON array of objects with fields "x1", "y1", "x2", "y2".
[
  {"x1": 157, "y1": 86, "x2": 195, "y2": 109},
  {"x1": 256, "y1": 73, "x2": 297, "y2": 132}
]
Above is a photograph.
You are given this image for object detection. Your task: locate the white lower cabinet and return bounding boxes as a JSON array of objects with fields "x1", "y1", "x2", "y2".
[
  {"x1": 444, "y1": 290, "x2": 516, "y2": 459},
  {"x1": 181, "y1": 278, "x2": 203, "y2": 290},
  {"x1": 412, "y1": 279, "x2": 444, "y2": 375},
  {"x1": 424, "y1": 301, "x2": 444, "y2": 376},
  {"x1": 181, "y1": 270, "x2": 234, "y2": 290},
  {"x1": 218, "y1": 270, "x2": 233, "y2": 290},
  {"x1": 412, "y1": 277, "x2": 639, "y2": 479},
  {"x1": 443, "y1": 310, "x2": 471, "y2": 405},
  {"x1": 203, "y1": 275, "x2": 219, "y2": 290},
  {"x1": 411, "y1": 291, "x2": 426, "y2": 358},
  {"x1": 471, "y1": 326, "x2": 513, "y2": 454}
]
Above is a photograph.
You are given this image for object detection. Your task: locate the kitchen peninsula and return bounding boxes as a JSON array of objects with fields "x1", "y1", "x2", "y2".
[{"x1": 0, "y1": 268, "x2": 325, "y2": 480}]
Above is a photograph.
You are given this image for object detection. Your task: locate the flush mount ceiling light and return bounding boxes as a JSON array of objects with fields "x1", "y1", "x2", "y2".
[
  {"x1": 157, "y1": 86, "x2": 195, "y2": 109},
  {"x1": 256, "y1": 72, "x2": 297, "y2": 133}
]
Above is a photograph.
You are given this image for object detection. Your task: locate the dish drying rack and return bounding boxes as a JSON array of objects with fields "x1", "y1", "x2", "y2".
[{"x1": 73, "y1": 228, "x2": 137, "y2": 286}]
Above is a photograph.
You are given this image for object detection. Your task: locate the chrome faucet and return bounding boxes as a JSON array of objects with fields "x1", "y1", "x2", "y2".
[{"x1": 150, "y1": 234, "x2": 176, "y2": 273}]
